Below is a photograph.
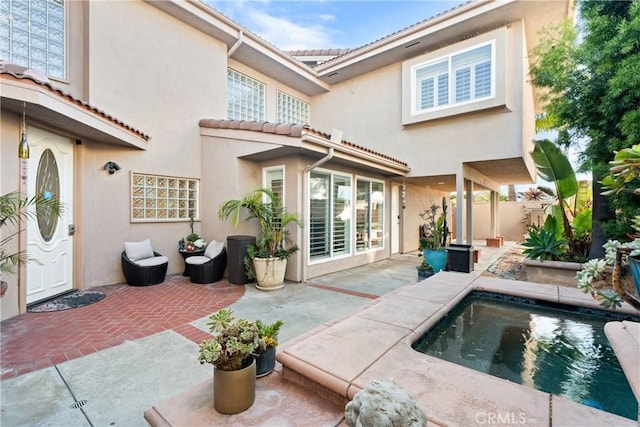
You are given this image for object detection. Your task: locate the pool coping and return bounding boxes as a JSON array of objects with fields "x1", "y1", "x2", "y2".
[{"x1": 277, "y1": 272, "x2": 640, "y2": 426}]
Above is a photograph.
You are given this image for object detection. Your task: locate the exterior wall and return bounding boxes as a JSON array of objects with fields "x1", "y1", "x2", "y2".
[
  {"x1": 458, "y1": 201, "x2": 548, "y2": 241},
  {"x1": 1, "y1": 113, "x2": 22, "y2": 320},
  {"x1": 310, "y1": 21, "x2": 532, "y2": 180},
  {"x1": 402, "y1": 182, "x2": 451, "y2": 252},
  {"x1": 200, "y1": 133, "x2": 391, "y2": 281},
  {"x1": 76, "y1": 0, "x2": 228, "y2": 287}
]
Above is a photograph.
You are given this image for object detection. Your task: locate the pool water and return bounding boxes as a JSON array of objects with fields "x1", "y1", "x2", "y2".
[{"x1": 412, "y1": 292, "x2": 639, "y2": 420}]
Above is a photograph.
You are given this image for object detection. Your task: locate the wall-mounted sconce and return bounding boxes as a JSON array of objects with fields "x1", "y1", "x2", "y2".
[
  {"x1": 104, "y1": 161, "x2": 121, "y2": 174},
  {"x1": 401, "y1": 181, "x2": 406, "y2": 209}
]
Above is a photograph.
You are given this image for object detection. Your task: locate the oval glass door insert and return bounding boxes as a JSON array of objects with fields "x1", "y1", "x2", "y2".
[{"x1": 35, "y1": 148, "x2": 60, "y2": 242}]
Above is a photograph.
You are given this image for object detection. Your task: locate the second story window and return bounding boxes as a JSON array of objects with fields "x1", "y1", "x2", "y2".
[
  {"x1": 413, "y1": 42, "x2": 493, "y2": 114},
  {"x1": 227, "y1": 68, "x2": 265, "y2": 121},
  {"x1": 277, "y1": 91, "x2": 310, "y2": 125},
  {"x1": 1, "y1": 0, "x2": 66, "y2": 80}
]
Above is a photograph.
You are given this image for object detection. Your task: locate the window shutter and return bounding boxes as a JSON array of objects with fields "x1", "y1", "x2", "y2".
[
  {"x1": 474, "y1": 62, "x2": 491, "y2": 98},
  {"x1": 420, "y1": 78, "x2": 435, "y2": 110},
  {"x1": 455, "y1": 68, "x2": 471, "y2": 103}
]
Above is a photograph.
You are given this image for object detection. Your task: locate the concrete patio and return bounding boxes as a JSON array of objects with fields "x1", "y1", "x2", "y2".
[{"x1": 2, "y1": 241, "x2": 639, "y2": 426}]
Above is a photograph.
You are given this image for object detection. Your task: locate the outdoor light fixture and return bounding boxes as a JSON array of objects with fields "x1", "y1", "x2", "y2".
[
  {"x1": 104, "y1": 161, "x2": 121, "y2": 174},
  {"x1": 18, "y1": 102, "x2": 29, "y2": 184}
]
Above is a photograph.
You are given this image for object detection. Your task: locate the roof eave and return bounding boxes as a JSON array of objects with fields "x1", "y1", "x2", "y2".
[
  {"x1": 315, "y1": 0, "x2": 572, "y2": 85},
  {"x1": 1, "y1": 77, "x2": 149, "y2": 149},
  {"x1": 145, "y1": 0, "x2": 331, "y2": 96}
]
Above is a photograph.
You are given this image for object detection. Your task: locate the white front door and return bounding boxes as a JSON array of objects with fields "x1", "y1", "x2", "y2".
[
  {"x1": 391, "y1": 184, "x2": 400, "y2": 254},
  {"x1": 26, "y1": 127, "x2": 74, "y2": 303}
]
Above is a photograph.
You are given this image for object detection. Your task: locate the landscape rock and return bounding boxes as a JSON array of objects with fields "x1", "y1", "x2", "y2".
[{"x1": 344, "y1": 380, "x2": 426, "y2": 427}]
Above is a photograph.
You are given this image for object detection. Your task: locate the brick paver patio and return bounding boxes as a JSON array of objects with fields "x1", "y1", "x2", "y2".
[{"x1": 0, "y1": 275, "x2": 244, "y2": 380}]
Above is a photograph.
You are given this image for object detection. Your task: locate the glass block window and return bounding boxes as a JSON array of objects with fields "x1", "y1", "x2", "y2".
[
  {"x1": 227, "y1": 68, "x2": 265, "y2": 121},
  {"x1": 0, "y1": 0, "x2": 66, "y2": 79},
  {"x1": 131, "y1": 173, "x2": 199, "y2": 222},
  {"x1": 277, "y1": 91, "x2": 310, "y2": 125},
  {"x1": 414, "y1": 41, "x2": 493, "y2": 113}
]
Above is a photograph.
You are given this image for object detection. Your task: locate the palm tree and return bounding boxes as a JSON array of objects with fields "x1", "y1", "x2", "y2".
[
  {"x1": 1, "y1": 191, "x2": 61, "y2": 295},
  {"x1": 218, "y1": 187, "x2": 302, "y2": 259}
]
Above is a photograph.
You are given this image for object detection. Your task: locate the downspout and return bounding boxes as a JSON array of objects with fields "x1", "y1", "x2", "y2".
[
  {"x1": 301, "y1": 148, "x2": 335, "y2": 283},
  {"x1": 227, "y1": 30, "x2": 244, "y2": 57}
]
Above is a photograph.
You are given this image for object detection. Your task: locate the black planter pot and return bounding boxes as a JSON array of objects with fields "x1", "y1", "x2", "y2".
[
  {"x1": 255, "y1": 345, "x2": 276, "y2": 377},
  {"x1": 417, "y1": 269, "x2": 434, "y2": 281}
]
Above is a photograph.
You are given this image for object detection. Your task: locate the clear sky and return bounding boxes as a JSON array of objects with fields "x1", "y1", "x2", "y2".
[{"x1": 204, "y1": 0, "x2": 467, "y2": 50}]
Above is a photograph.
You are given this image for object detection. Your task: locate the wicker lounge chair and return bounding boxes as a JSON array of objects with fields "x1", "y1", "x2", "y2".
[
  {"x1": 122, "y1": 239, "x2": 168, "y2": 286},
  {"x1": 185, "y1": 240, "x2": 227, "y2": 284}
]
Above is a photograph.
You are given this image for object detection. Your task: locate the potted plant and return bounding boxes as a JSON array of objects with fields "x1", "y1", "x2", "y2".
[
  {"x1": 218, "y1": 187, "x2": 303, "y2": 290},
  {"x1": 178, "y1": 216, "x2": 205, "y2": 251},
  {"x1": 575, "y1": 235, "x2": 640, "y2": 310},
  {"x1": 416, "y1": 258, "x2": 434, "y2": 281},
  {"x1": 198, "y1": 308, "x2": 261, "y2": 414},
  {"x1": 254, "y1": 319, "x2": 284, "y2": 377},
  {"x1": 1, "y1": 191, "x2": 61, "y2": 299},
  {"x1": 418, "y1": 197, "x2": 449, "y2": 272}
]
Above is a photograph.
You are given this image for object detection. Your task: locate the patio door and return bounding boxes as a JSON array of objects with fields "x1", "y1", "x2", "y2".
[{"x1": 26, "y1": 127, "x2": 74, "y2": 303}]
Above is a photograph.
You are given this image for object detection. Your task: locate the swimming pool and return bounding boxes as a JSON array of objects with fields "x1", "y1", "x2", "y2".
[{"x1": 412, "y1": 291, "x2": 640, "y2": 420}]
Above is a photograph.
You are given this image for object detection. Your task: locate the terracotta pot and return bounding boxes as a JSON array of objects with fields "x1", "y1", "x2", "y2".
[
  {"x1": 213, "y1": 359, "x2": 256, "y2": 414},
  {"x1": 253, "y1": 257, "x2": 287, "y2": 291},
  {"x1": 255, "y1": 345, "x2": 277, "y2": 377}
]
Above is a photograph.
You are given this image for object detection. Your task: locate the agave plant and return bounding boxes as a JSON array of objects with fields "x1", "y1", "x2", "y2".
[{"x1": 522, "y1": 219, "x2": 567, "y2": 261}]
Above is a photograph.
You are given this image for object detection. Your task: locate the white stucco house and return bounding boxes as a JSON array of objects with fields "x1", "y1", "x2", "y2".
[{"x1": 0, "y1": 0, "x2": 572, "y2": 320}]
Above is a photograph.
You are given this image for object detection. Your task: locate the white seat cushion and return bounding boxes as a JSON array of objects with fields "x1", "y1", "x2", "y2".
[
  {"x1": 124, "y1": 239, "x2": 154, "y2": 261},
  {"x1": 185, "y1": 256, "x2": 209, "y2": 265},
  {"x1": 204, "y1": 240, "x2": 224, "y2": 259},
  {"x1": 134, "y1": 256, "x2": 168, "y2": 267}
]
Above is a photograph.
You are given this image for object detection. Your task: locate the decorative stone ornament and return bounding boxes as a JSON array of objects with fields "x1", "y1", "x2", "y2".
[{"x1": 345, "y1": 380, "x2": 427, "y2": 427}]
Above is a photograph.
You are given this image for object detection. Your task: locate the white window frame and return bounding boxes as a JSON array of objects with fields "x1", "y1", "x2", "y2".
[
  {"x1": 1, "y1": 0, "x2": 67, "y2": 80},
  {"x1": 130, "y1": 172, "x2": 200, "y2": 223},
  {"x1": 355, "y1": 176, "x2": 385, "y2": 254},
  {"x1": 411, "y1": 41, "x2": 495, "y2": 116},
  {"x1": 308, "y1": 170, "x2": 385, "y2": 264},
  {"x1": 308, "y1": 169, "x2": 353, "y2": 263},
  {"x1": 277, "y1": 90, "x2": 310, "y2": 125},
  {"x1": 227, "y1": 68, "x2": 266, "y2": 121},
  {"x1": 263, "y1": 165, "x2": 285, "y2": 206}
]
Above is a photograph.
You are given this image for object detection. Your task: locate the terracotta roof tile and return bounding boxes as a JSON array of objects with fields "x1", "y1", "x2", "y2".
[
  {"x1": 0, "y1": 61, "x2": 150, "y2": 141},
  {"x1": 262, "y1": 122, "x2": 278, "y2": 134},
  {"x1": 198, "y1": 119, "x2": 408, "y2": 167}
]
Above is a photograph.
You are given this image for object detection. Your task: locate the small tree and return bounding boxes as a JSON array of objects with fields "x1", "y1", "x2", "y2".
[
  {"x1": 529, "y1": 1, "x2": 640, "y2": 253},
  {"x1": 1, "y1": 191, "x2": 61, "y2": 294}
]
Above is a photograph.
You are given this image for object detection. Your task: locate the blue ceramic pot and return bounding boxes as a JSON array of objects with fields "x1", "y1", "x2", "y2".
[{"x1": 423, "y1": 249, "x2": 447, "y2": 272}]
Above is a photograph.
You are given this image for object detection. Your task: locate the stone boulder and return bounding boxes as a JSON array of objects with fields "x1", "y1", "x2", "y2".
[{"x1": 345, "y1": 380, "x2": 427, "y2": 427}]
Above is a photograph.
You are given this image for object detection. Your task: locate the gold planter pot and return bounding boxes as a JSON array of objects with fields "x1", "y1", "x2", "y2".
[{"x1": 213, "y1": 359, "x2": 256, "y2": 414}]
